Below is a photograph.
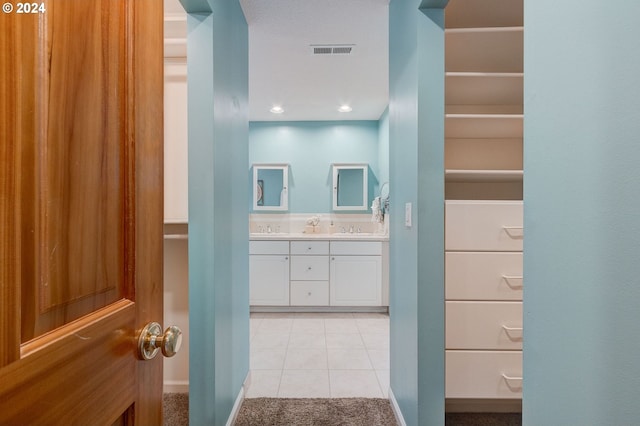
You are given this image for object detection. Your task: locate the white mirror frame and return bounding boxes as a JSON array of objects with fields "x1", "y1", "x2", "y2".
[
  {"x1": 332, "y1": 163, "x2": 368, "y2": 211},
  {"x1": 253, "y1": 164, "x2": 289, "y2": 211}
]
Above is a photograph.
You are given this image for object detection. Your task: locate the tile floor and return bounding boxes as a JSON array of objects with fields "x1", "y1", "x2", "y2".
[{"x1": 246, "y1": 312, "x2": 390, "y2": 399}]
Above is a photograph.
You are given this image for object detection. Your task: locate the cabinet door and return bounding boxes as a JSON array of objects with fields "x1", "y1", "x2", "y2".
[
  {"x1": 250, "y1": 255, "x2": 290, "y2": 306},
  {"x1": 330, "y1": 256, "x2": 382, "y2": 306}
]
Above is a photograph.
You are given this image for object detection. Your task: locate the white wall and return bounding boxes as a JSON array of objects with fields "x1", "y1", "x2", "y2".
[{"x1": 163, "y1": 239, "x2": 190, "y2": 392}]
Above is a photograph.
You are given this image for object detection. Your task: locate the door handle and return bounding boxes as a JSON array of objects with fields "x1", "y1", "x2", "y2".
[{"x1": 138, "y1": 322, "x2": 183, "y2": 360}]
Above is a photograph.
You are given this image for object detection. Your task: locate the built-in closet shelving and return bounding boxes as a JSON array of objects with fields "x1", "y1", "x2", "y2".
[
  {"x1": 444, "y1": 0, "x2": 524, "y2": 411},
  {"x1": 444, "y1": 0, "x2": 523, "y2": 201}
]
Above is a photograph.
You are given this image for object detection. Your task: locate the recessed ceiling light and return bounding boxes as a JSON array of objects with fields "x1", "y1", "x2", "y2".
[
  {"x1": 270, "y1": 106, "x2": 284, "y2": 114},
  {"x1": 338, "y1": 105, "x2": 352, "y2": 113}
]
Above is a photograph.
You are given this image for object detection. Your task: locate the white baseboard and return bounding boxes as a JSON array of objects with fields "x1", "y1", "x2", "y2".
[
  {"x1": 225, "y1": 372, "x2": 250, "y2": 426},
  {"x1": 163, "y1": 380, "x2": 189, "y2": 394},
  {"x1": 388, "y1": 387, "x2": 407, "y2": 426}
]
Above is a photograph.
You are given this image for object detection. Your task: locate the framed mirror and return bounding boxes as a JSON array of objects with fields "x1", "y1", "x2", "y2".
[
  {"x1": 253, "y1": 164, "x2": 289, "y2": 211},
  {"x1": 332, "y1": 163, "x2": 368, "y2": 211}
]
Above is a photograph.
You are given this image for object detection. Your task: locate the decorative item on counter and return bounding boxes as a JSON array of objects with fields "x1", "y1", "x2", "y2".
[
  {"x1": 371, "y1": 197, "x2": 384, "y2": 224},
  {"x1": 305, "y1": 215, "x2": 320, "y2": 233}
]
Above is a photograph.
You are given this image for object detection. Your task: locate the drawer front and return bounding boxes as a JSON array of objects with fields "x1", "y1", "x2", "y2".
[
  {"x1": 290, "y1": 240, "x2": 330, "y2": 255},
  {"x1": 290, "y1": 256, "x2": 329, "y2": 281},
  {"x1": 249, "y1": 240, "x2": 289, "y2": 255},
  {"x1": 446, "y1": 301, "x2": 522, "y2": 350},
  {"x1": 446, "y1": 350, "x2": 522, "y2": 399},
  {"x1": 330, "y1": 241, "x2": 382, "y2": 255},
  {"x1": 445, "y1": 201, "x2": 523, "y2": 251},
  {"x1": 290, "y1": 281, "x2": 329, "y2": 306},
  {"x1": 446, "y1": 252, "x2": 523, "y2": 301}
]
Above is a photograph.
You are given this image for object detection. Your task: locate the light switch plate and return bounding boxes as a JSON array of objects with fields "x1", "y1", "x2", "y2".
[{"x1": 405, "y1": 202, "x2": 412, "y2": 227}]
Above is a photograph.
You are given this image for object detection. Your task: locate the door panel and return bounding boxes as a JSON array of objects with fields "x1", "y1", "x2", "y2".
[{"x1": 0, "y1": 0, "x2": 164, "y2": 423}]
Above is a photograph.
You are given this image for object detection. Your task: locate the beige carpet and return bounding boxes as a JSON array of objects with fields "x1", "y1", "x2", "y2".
[
  {"x1": 163, "y1": 393, "x2": 188, "y2": 426},
  {"x1": 164, "y1": 393, "x2": 522, "y2": 426},
  {"x1": 235, "y1": 398, "x2": 398, "y2": 426}
]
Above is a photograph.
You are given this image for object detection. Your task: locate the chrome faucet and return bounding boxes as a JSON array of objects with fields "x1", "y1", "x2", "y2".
[
  {"x1": 267, "y1": 225, "x2": 272, "y2": 233},
  {"x1": 349, "y1": 225, "x2": 354, "y2": 233}
]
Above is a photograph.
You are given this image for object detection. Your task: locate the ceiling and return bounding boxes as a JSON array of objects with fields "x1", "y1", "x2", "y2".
[{"x1": 164, "y1": 0, "x2": 389, "y2": 122}]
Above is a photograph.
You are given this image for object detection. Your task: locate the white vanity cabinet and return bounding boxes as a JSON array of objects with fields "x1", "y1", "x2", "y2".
[
  {"x1": 249, "y1": 241, "x2": 290, "y2": 306},
  {"x1": 329, "y1": 242, "x2": 382, "y2": 306},
  {"x1": 249, "y1": 237, "x2": 387, "y2": 309}
]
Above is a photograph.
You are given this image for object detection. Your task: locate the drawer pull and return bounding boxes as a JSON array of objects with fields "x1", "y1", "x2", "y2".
[
  {"x1": 502, "y1": 275, "x2": 523, "y2": 289},
  {"x1": 502, "y1": 325, "x2": 523, "y2": 341},
  {"x1": 502, "y1": 226, "x2": 524, "y2": 239},
  {"x1": 501, "y1": 373, "x2": 523, "y2": 389}
]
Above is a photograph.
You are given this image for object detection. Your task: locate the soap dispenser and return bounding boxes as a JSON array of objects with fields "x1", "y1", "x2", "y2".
[{"x1": 328, "y1": 221, "x2": 336, "y2": 234}]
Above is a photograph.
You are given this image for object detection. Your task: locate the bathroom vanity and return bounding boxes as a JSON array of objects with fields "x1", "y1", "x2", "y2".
[{"x1": 249, "y1": 232, "x2": 389, "y2": 311}]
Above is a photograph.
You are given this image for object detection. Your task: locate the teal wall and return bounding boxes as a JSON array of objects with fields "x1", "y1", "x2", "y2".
[
  {"x1": 183, "y1": 0, "x2": 249, "y2": 424},
  {"x1": 523, "y1": 1, "x2": 640, "y2": 424},
  {"x1": 378, "y1": 107, "x2": 390, "y2": 188},
  {"x1": 389, "y1": 1, "x2": 446, "y2": 424},
  {"x1": 249, "y1": 121, "x2": 383, "y2": 213}
]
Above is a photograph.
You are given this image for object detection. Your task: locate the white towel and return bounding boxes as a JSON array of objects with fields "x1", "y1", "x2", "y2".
[{"x1": 371, "y1": 196, "x2": 383, "y2": 223}]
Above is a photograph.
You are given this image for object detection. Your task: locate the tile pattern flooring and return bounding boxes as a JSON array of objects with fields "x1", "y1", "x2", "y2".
[{"x1": 247, "y1": 312, "x2": 390, "y2": 399}]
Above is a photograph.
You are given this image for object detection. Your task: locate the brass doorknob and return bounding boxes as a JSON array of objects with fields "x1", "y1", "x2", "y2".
[{"x1": 138, "y1": 322, "x2": 183, "y2": 360}]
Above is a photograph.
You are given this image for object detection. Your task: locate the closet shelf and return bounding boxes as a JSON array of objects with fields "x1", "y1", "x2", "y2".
[
  {"x1": 446, "y1": 72, "x2": 523, "y2": 78},
  {"x1": 446, "y1": 113, "x2": 523, "y2": 118},
  {"x1": 446, "y1": 28, "x2": 523, "y2": 74},
  {"x1": 445, "y1": 169, "x2": 523, "y2": 183},
  {"x1": 445, "y1": 26, "x2": 523, "y2": 34},
  {"x1": 445, "y1": 115, "x2": 523, "y2": 139}
]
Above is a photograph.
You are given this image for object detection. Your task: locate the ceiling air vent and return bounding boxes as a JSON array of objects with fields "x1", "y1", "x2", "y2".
[
  {"x1": 311, "y1": 44, "x2": 354, "y2": 55},
  {"x1": 313, "y1": 47, "x2": 333, "y2": 55}
]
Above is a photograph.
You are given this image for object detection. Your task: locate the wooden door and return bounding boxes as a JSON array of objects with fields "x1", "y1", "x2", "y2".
[{"x1": 0, "y1": 0, "x2": 164, "y2": 424}]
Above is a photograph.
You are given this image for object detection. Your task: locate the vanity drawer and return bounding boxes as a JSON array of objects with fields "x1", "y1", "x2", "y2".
[
  {"x1": 290, "y1": 256, "x2": 329, "y2": 281},
  {"x1": 330, "y1": 241, "x2": 382, "y2": 255},
  {"x1": 446, "y1": 252, "x2": 523, "y2": 301},
  {"x1": 445, "y1": 201, "x2": 523, "y2": 251},
  {"x1": 446, "y1": 301, "x2": 522, "y2": 350},
  {"x1": 249, "y1": 240, "x2": 289, "y2": 255},
  {"x1": 290, "y1": 241, "x2": 330, "y2": 255},
  {"x1": 290, "y1": 281, "x2": 329, "y2": 306},
  {"x1": 446, "y1": 350, "x2": 522, "y2": 399}
]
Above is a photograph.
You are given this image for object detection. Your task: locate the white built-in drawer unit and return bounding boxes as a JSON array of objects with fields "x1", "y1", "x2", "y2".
[
  {"x1": 445, "y1": 201, "x2": 523, "y2": 401},
  {"x1": 445, "y1": 252, "x2": 523, "y2": 300},
  {"x1": 445, "y1": 200, "x2": 523, "y2": 251},
  {"x1": 445, "y1": 301, "x2": 522, "y2": 350},
  {"x1": 446, "y1": 350, "x2": 523, "y2": 399}
]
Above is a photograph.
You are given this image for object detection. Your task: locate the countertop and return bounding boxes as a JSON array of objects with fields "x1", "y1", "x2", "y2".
[{"x1": 249, "y1": 232, "x2": 389, "y2": 241}]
